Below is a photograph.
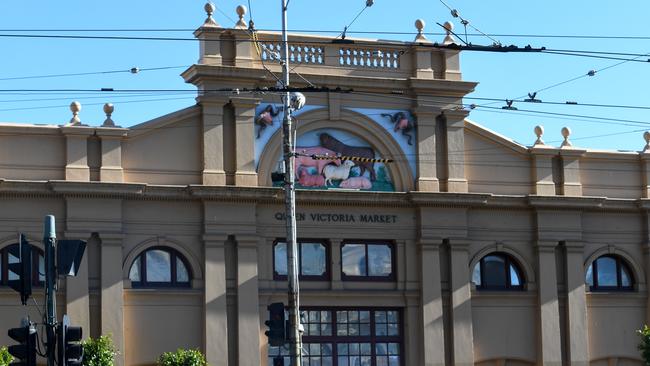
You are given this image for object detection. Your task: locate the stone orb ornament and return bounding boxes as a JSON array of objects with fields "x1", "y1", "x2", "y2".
[
  {"x1": 534, "y1": 125, "x2": 544, "y2": 145},
  {"x1": 236, "y1": 4, "x2": 247, "y2": 17},
  {"x1": 103, "y1": 103, "x2": 114, "y2": 116},
  {"x1": 204, "y1": 2, "x2": 215, "y2": 15},
  {"x1": 235, "y1": 5, "x2": 247, "y2": 28},
  {"x1": 69, "y1": 101, "x2": 81, "y2": 125},
  {"x1": 561, "y1": 127, "x2": 572, "y2": 147}
]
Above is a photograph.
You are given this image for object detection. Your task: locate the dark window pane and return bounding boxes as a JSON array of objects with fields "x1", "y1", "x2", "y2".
[
  {"x1": 275, "y1": 242, "x2": 287, "y2": 275},
  {"x1": 585, "y1": 264, "x2": 594, "y2": 286},
  {"x1": 621, "y1": 264, "x2": 632, "y2": 287},
  {"x1": 375, "y1": 311, "x2": 386, "y2": 323},
  {"x1": 387, "y1": 323, "x2": 399, "y2": 336},
  {"x1": 509, "y1": 264, "x2": 521, "y2": 286},
  {"x1": 368, "y1": 245, "x2": 392, "y2": 276},
  {"x1": 482, "y1": 255, "x2": 507, "y2": 287},
  {"x1": 176, "y1": 257, "x2": 189, "y2": 283},
  {"x1": 342, "y1": 244, "x2": 366, "y2": 276},
  {"x1": 146, "y1": 249, "x2": 171, "y2": 282},
  {"x1": 129, "y1": 256, "x2": 141, "y2": 282},
  {"x1": 596, "y1": 256, "x2": 617, "y2": 287},
  {"x1": 301, "y1": 243, "x2": 326, "y2": 276}
]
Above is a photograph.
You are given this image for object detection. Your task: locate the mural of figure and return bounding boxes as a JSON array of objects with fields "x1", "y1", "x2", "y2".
[
  {"x1": 323, "y1": 160, "x2": 356, "y2": 186},
  {"x1": 381, "y1": 112, "x2": 415, "y2": 145},
  {"x1": 319, "y1": 133, "x2": 377, "y2": 181},
  {"x1": 256, "y1": 105, "x2": 281, "y2": 139}
]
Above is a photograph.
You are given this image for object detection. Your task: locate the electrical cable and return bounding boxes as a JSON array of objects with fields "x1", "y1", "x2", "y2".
[
  {"x1": 338, "y1": 1, "x2": 374, "y2": 40},
  {"x1": 438, "y1": 0, "x2": 501, "y2": 46},
  {"x1": 1, "y1": 32, "x2": 649, "y2": 63},
  {"x1": 0, "y1": 65, "x2": 189, "y2": 81},
  {"x1": 4, "y1": 28, "x2": 650, "y2": 42}
]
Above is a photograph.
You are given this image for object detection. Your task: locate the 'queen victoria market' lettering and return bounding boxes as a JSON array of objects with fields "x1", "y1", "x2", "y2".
[{"x1": 274, "y1": 212, "x2": 397, "y2": 224}]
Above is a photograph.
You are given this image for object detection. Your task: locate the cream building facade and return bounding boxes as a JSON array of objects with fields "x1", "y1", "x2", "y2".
[{"x1": 0, "y1": 5, "x2": 649, "y2": 366}]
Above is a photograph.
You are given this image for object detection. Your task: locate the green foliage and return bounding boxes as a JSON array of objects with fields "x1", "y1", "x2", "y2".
[
  {"x1": 0, "y1": 346, "x2": 13, "y2": 366},
  {"x1": 82, "y1": 335, "x2": 117, "y2": 366},
  {"x1": 158, "y1": 349, "x2": 207, "y2": 366},
  {"x1": 638, "y1": 325, "x2": 650, "y2": 366}
]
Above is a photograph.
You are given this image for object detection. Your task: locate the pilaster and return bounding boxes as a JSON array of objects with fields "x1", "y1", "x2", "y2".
[
  {"x1": 61, "y1": 126, "x2": 94, "y2": 181},
  {"x1": 419, "y1": 238, "x2": 445, "y2": 366},
  {"x1": 536, "y1": 241, "x2": 562, "y2": 366},
  {"x1": 641, "y1": 153, "x2": 650, "y2": 198},
  {"x1": 449, "y1": 238, "x2": 474, "y2": 366},
  {"x1": 560, "y1": 148, "x2": 586, "y2": 196},
  {"x1": 236, "y1": 235, "x2": 261, "y2": 366},
  {"x1": 413, "y1": 46, "x2": 435, "y2": 80},
  {"x1": 530, "y1": 146, "x2": 559, "y2": 196},
  {"x1": 564, "y1": 240, "x2": 589, "y2": 366},
  {"x1": 96, "y1": 127, "x2": 127, "y2": 183},
  {"x1": 233, "y1": 29, "x2": 255, "y2": 68},
  {"x1": 330, "y1": 239, "x2": 343, "y2": 290},
  {"x1": 230, "y1": 97, "x2": 260, "y2": 186},
  {"x1": 443, "y1": 110, "x2": 468, "y2": 193},
  {"x1": 100, "y1": 235, "x2": 125, "y2": 366},
  {"x1": 194, "y1": 27, "x2": 223, "y2": 65},
  {"x1": 413, "y1": 106, "x2": 439, "y2": 192},
  {"x1": 203, "y1": 234, "x2": 229, "y2": 366},
  {"x1": 199, "y1": 97, "x2": 228, "y2": 185}
]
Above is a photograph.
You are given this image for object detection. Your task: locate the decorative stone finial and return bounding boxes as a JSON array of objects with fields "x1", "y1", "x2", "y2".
[
  {"x1": 561, "y1": 127, "x2": 572, "y2": 147},
  {"x1": 643, "y1": 131, "x2": 650, "y2": 152},
  {"x1": 534, "y1": 125, "x2": 544, "y2": 145},
  {"x1": 235, "y1": 5, "x2": 247, "y2": 29},
  {"x1": 414, "y1": 19, "x2": 428, "y2": 42},
  {"x1": 102, "y1": 103, "x2": 117, "y2": 127},
  {"x1": 442, "y1": 21, "x2": 455, "y2": 45},
  {"x1": 203, "y1": 2, "x2": 219, "y2": 27},
  {"x1": 68, "y1": 101, "x2": 81, "y2": 126}
]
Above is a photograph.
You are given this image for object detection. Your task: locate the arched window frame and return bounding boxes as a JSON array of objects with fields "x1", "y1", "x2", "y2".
[
  {"x1": 586, "y1": 254, "x2": 634, "y2": 292},
  {"x1": 0, "y1": 244, "x2": 45, "y2": 287},
  {"x1": 472, "y1": 252, "x2": 525, "y2": 291},
  {"x1": 128, "y1": 246, "x2": 192, "y2": 288}
]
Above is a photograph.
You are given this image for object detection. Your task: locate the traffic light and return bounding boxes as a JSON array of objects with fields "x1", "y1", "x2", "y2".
[
  {"x1": 57, "y1": 240, "x2": 86, "y2": 277},
  {"x1": 265, "y1": 302, "x2": 286, "y2": 347},
  {"x1": 57, "y1": 314, "x2": 83, "y2": 366},
  {"x1": 8, "y1": 235, "x2": 32, "y2": 305},
  {"x1": 7, "y1": 320, "x2": 36, "y2": 366}
]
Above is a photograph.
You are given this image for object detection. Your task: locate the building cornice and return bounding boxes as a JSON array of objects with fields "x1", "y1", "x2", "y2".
[{"x1": 0, "y1": 180, "x2": 647, "y2": 212}]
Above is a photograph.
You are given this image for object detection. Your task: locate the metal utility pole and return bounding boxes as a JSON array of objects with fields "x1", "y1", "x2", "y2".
[
  {"x1": 44, "y1": 215, "x2": 57, "y2": 366},
  {"x1": 280, "y1": 0, "x2": 302, "y2": 365}
]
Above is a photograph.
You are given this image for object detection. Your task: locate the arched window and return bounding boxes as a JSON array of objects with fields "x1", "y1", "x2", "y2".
[
  {"x1": 586, "y1": 255, "x2": 634, "y2": 291},
  {"x1": 128, "y1": 247, "x2": 191, "y2": 288},
  {"x1": 0, "y1": 244, "x2": 45, "y2": 286},
  {"x1": 471, "y1": 252, "x2": 525, "y2": 291}
]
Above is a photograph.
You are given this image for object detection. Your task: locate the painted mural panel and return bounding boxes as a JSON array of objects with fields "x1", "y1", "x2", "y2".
[{"x1": 272, "y1": 129, "x2": 395, "y2": 191}]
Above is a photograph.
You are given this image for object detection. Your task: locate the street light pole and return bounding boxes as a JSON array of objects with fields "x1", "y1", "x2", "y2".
[
  {"x1": 280, "y1": 0, "x2": 302, "y2": 365},
  {"x1": 43, "y1": 215, "x2": 56, "y2": 366}
]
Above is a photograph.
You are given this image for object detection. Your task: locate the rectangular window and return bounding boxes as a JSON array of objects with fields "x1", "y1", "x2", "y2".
[
  {"x1": 268, "y1": 307, "x2": 402, "y2": 366},
  {"x1": 341, "y1": 241, "x2": 394, "y2": 281},
  {"x1": 274, "y1": 240, "x2": 329, "y2": 280}
]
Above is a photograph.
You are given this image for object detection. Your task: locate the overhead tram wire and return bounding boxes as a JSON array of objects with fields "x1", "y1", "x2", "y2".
[
  {"x1": 336, "y1": 0, "x2": 375, "y2": 40},
  {"x1": 5, "y1": 28, "x2": 650, "y2": 41},
  {"x1": 0, "y1": 65, "x2": 189, "y2": 81},
  {"x1": 438, "y1": 0, "x2": 502, "y2": 46},
  {"x1": 4, "y1": 86, "x2": 650, "y2": 126},
  {"x1": 2, "y1": 32, "x2": 650, "y2": 62}
]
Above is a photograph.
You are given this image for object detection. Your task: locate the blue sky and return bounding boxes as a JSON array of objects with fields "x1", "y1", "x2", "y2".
[{"x1": 0, "y1": 1, "x2": 649, "y2": 151}]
